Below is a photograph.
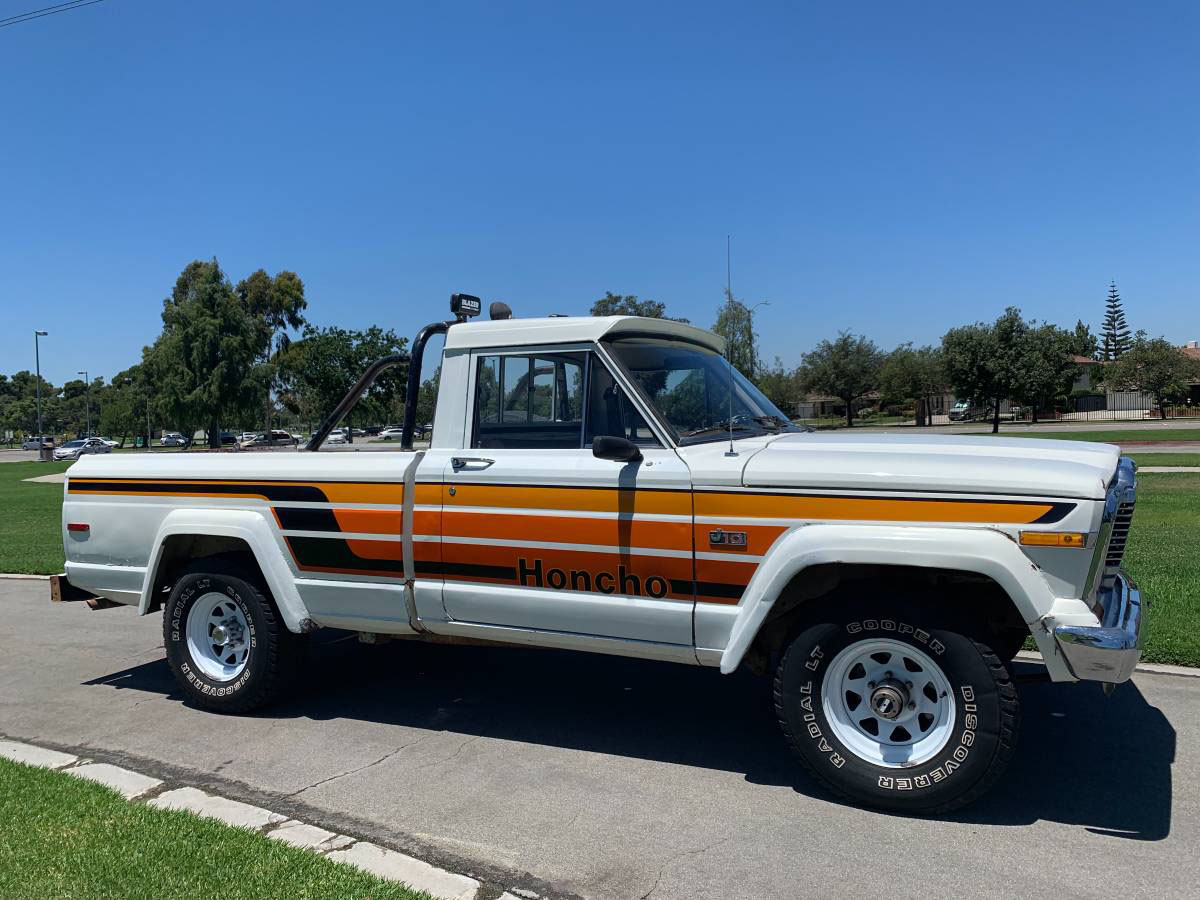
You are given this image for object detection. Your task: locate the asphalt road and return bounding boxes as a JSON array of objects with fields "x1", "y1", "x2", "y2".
[{"x1": 1, "y1": 579, "x2": 1194, "y2": 899}]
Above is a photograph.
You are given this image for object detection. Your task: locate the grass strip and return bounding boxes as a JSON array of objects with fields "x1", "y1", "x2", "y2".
[
  {"x1": 969, "y1": 428, "x2": 1200, "y2": 443},
  {"x1": 0, "y1": 461, "x2": 72, "y2": 574},
  {"x1": 0, "y1": 756, "x2": 429, "y2": 899}
]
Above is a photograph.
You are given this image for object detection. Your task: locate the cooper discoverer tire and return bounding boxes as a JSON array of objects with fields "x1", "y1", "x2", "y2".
[
  {"x1": 774, "y1": 605, "x2": 1019, "y2": 814},
  {"x1": 163, "y1": 561, "x2": 302, "y2": 713}
]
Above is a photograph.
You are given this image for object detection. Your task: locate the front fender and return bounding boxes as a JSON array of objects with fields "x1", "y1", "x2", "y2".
[
  {"x1": 718, "y1": 524, "x2": 1061, "y2": 676},
  {"x1": 139, "y1": 508, "x2": 309, "y2": 633}
]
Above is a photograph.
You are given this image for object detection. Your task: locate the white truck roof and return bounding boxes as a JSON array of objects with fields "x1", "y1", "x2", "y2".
[{"x1": 442, "y1": 315, "x2": 726, "y2": 354}]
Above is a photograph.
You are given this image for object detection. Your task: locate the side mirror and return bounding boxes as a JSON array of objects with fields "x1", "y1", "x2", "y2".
[{"x1": 592, "y1": 435, "x2": 642, "y2": 462}]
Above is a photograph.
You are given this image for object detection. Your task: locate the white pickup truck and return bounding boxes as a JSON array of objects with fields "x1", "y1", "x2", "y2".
[{"x1": 56, "y1": 296, "x2": 1142, "y2": 813}]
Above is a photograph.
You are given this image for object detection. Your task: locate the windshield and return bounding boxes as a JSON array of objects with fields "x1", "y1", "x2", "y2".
[{"x1": 605, "y1": 337, "x2": 801, "y2": 445}]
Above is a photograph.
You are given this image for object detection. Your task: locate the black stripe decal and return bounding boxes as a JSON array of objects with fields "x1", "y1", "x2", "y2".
[
  {"x1": 274, "y1": 506, "x2": 342, "y2": 532},
  {"x1": 69, "y1": 480, "x2": 329, "y2": 502}
]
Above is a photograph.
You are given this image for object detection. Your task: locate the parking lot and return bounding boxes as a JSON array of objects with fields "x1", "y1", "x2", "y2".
[{"x1": 1, "y1": 578, "x2": 1194, "y2": 900}]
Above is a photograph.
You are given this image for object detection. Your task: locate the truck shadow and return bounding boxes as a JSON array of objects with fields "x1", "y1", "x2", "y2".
[{"x1": 86, "y1": 636, "x2": 1174, "y2": 839}]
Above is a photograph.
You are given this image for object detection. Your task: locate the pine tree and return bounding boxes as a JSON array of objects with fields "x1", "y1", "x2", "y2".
[{"x1": 1101, "y1": 281, "x2": 1132, "y2": 360}]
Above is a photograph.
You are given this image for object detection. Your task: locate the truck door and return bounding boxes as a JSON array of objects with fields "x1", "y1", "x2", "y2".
[{"x1": 440, "y1": 346, "x2": 694, "y2": 646}]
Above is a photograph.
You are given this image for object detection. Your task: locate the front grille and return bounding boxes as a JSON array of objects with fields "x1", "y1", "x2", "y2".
[{"x1": 1105, "y1": 499, "x2": 1135, "y2": 569}]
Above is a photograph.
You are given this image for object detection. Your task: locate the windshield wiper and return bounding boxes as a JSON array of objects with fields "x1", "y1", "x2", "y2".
[{"x1": 681, "y1": 415, "x2": 782, "y2": 439}]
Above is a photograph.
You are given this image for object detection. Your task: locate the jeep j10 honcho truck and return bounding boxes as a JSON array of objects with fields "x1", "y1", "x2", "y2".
[{"x1": 56, "y1": 295, "x2": 1142, "y2": 813}]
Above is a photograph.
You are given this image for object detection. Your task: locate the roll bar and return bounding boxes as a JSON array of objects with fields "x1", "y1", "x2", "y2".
[
  {"x1": 304, "y1": 319, "x2": 453, "y2": 452},
  {"x1": 400, "y1": 320, "x2": 451, "y2": 449}
]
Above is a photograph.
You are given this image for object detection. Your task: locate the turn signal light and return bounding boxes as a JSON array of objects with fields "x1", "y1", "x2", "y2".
[{"x1": 1019, "y1": 531, "x2": 1086, "y2": 548}]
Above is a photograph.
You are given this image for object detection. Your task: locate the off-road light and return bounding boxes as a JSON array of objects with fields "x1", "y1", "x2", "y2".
[
  {"x1": 1020, "y1": 531, "x2": 1087, "y2": 548},
  {"x1": 450, "y1": 293, "x2": 482, "y2": 320}
]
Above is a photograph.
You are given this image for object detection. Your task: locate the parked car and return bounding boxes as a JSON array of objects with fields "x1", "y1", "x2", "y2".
[
  {"x1": 220, "y1": 432, "x2": 238, "y2": 446},
  {"x1": 324, "y1": 430, "x2": 347, "y2": 444},
  {"x1": 947, "y1": 401, "x2": 987, "y2": 422},
  {"x1": 53, "y1": 437, "x2": 112, "y2": 460},
  {"x1": 97, "y1": 437, "x2": 120, "y2": 448},
  {"x1": 239, "y1": 430, "x2": 300, "y2": 449},
  {"x1": 21, "y1": 435, "x2": 52, "y2": 451},
  {"x1": 55, "y1": 298, "x2": 1145, "y2": 814},
  {"x1": 378, "y1": 427, "x2": 405, "y2": 441},
  {"x1": 160, "y1": 432, "x2": 187, "y2": 447}
]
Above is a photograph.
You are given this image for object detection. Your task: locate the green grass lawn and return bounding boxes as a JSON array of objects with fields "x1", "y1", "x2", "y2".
[
  {"x1": 0, "y1": 757, "x2": 427, "y2": 899},
  {"x1": 972, "y1": 427, "x2": 1200, "y2": 443},
  {"x1": 1121, "y1": 473, "x2": 1200, "y2": 667},
  {"x1": 0, "y1": 461, "x2": 72, "y2": 574},
  {"x1": 1127, "y1": 454, "x2": 1200, "y2": 468}
]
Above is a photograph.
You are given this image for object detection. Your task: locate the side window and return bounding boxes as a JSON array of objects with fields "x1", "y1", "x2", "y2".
[
  {"x1": 586, "y1": 360, "x2": 660, "y2": 446},
  {"x1": 473, "y1": 353, "x2": 585, "y2": 449}
]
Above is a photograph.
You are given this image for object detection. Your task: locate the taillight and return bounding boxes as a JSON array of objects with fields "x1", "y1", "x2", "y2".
[{"x1": 67, "y1": 523, "x2": 90, "y2": 533}]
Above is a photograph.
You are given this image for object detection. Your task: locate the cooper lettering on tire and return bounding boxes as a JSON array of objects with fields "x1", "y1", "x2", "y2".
[
  {"x1": 162, "y1": 559, "x2": 303, "y2": 714},
  {"x1": 773, "y1": 602, "x2": 1019, "y2": 814}
]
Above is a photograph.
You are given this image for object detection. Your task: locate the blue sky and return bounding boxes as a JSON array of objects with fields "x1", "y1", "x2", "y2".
[{"x1": 2, "y1": 0, "x2": 1197, "y2": 387}]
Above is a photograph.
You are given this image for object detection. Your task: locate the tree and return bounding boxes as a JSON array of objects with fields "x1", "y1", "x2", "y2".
[
  {"x1": 1069, "y1": 319, "x2": 1099, "y2": 360},
  {"x1": 754, "y1": 357, "x2": 804, "y2": 418},
  {"x1": 1101, "y1": 282, "x2": 1132, "y2": 360},
  {"x1": 278, "y1": 325, "x2": 409, "y2": 437},
  {"x1": 713, "y1": 290, "x2": 762, "y2": 379},
  {"x1": 99, "y1": 364, "x2": 152, "y2": 447},
  {"x1": 144, "y1": 259, "x2": 268, "y2": 447},
  {"x1": 942, "y1": 308, "x2": 1031, "y2": 433},
  {"x1": 798, "y1": 332, "x2": 883, "y2": 427},
  {"x1": 1099, "y1": 333, "x2": 1200, "y2": 419},
  {"x1": 414, "y1": 366, "x2": 441, "y2": 430},
  {"x1": 591, "y1": 292, "x2": 660, "y2": 318},
  {"x1": 1012, "y1": 322, "x2": 1077, "y2": 423},
  {"x1": 237, "y1": 269, "x2": 308, "y2": 431},
  {"x1": 879, "y1": 344, "x2": 946, "y2": 426}
]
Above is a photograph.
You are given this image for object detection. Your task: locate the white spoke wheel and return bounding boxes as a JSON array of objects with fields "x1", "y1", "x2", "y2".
[
  {"x1": 186, "y1": 591, "x2": 252, "y2": 682},
  {"x1": 774, "y1": 609, "x2": 1020, "y2": 814},
  {"x1": 822, "y1": 639, "x2": 955, "y2": 768},
  {"x1": 163, "y1": 562, "x2": 304, "y2": 714}
]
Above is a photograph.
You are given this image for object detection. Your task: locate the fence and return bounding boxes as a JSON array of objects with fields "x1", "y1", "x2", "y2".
[{"x1": 796, "y1": 391, "x2": 1200, "y2": 427}]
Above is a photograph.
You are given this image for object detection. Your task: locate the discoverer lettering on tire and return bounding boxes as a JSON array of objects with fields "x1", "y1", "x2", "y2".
[
  {"x1": 772, "y1": 602, "x2": 1019, "y2": 814},
  {"x1": 162, "y1": 560, "x2": 304, "y2": 714}
]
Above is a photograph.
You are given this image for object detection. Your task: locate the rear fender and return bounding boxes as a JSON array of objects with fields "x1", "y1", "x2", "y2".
[
  {"x1": 719, "y1": 524, "x2": 1067, "y2": 678},
  {"x1": 140, "y1": 508, "x2": 309, "y2": 633}
]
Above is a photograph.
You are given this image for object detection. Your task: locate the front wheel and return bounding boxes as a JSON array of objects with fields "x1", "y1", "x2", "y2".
[
  {"x1": 774, "y1": 609, "x2": 1019, "y2": 814},
  {"x1": 163, "y1": 563, "x2": 303, "y2": 713}
]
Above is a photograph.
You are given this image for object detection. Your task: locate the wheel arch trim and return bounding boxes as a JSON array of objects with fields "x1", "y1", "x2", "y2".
[
  {"x1": 718, "y1": 524, "x2": 1064, "y2": 677},
  {"x1": 139, "y1": 508, "x2": 310, "y2": 633}
]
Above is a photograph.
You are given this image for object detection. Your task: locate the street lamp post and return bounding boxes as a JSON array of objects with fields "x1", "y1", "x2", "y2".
[
  {"x1": 77, "y1": 370, "x2": 91, "y2": 437},
  {"x1": 34, "y1": 331, "x2": 48, "y2": 447}
]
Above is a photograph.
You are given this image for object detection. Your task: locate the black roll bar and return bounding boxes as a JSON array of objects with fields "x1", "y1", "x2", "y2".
[
  {"x1": 400, "y1": 320, "x2": 452, "y2": 449},
  {"x1": 304, "y1": 318, "x2": 453, "y2": 452},
  {"x1": 304, "y1": 353, "x2": 409, "y2": 452}
]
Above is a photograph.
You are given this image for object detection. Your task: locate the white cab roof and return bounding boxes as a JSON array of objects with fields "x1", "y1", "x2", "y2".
[{"x1": 442, "y1": 315, "x2": 725, "y2": 353}]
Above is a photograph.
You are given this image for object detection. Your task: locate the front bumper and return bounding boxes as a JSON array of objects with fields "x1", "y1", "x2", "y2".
[{"x1": 1053, "y1": 572, "x2": 1143, "y2": 684}]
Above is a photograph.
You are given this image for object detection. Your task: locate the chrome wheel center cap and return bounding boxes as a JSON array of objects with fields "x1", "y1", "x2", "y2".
[
  {"x1": 869, "y1": 682, "x2": 908, "y2": 720},
  {"x1": 210, "y1": 625, "x2": 229, "y2": 646}
]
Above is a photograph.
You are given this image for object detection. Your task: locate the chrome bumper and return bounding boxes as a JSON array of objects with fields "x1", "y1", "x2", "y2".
[{"x1": 1054, "y1": 572, "x2": 1144, "y2": 684}]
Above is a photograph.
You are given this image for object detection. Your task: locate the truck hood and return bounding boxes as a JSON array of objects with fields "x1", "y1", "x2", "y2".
[{"x1": 698, "y1": 433, "x2": 1119, "y2": 500}]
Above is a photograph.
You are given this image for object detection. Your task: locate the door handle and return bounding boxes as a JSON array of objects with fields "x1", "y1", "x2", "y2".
[{"x1": 451, "y1": 457, "x2": 495, "y2": 471}]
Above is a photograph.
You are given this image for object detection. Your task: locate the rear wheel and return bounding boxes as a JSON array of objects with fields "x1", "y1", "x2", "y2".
[
  {"x1": 163, "y1": 562, "x2": 303, "y2": 713},
  {"x1": 774, "y1": 606, "x2": 1019, "y2": 813}
]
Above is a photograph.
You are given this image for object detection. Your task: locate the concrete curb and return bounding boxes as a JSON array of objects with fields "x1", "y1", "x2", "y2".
[
  {"x1": 0, "y1": 573, "x2": 50, "y2": 580},
  {"x1": 0, "y1": 737, "x2": 521, "y2": 900},
  {"x1": 1015, "y1": 650, "x2": 1200, "y2": 679}
]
